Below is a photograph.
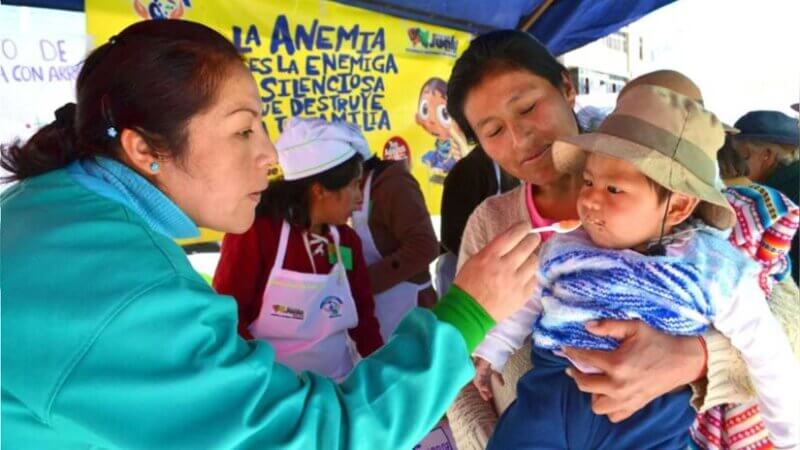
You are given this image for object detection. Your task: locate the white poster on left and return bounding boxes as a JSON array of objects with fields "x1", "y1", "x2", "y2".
[{"x1": 0, "y1": 5, "x2": 88, "y2": 148}]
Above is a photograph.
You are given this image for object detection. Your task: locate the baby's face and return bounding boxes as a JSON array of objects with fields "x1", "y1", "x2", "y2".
[{"x1": 577, "y1": 152, "x2": 667, "y2": 250}]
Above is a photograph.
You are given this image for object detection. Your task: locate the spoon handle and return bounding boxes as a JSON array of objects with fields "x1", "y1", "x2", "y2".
[{"x1": 529, "y1": 225, "x2": 556, "y2": 234}]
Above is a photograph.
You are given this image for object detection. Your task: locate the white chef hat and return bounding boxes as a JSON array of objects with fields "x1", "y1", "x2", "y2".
[{"x1": 275, "y1": 118, "x2": 371, "y2": 180}]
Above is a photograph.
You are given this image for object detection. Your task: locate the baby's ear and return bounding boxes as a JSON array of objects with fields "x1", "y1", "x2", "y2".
[{"x1": 666, "y1": 192, "x2": 701, "y2": 226}]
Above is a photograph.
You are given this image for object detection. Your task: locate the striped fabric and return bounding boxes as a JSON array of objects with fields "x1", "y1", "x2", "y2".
[
  {"x1": 725, "y1": 184, "x2": 800, "y2": 296},
  {"x1": 691, "y1": 184, "x2": 798, "y2": 450},
  {"x1": 691, "y1": 402, "x2": 773, "y2": 450},
  {"x1": 532, "y1": 224, "x2": 753, "y2": 351}
]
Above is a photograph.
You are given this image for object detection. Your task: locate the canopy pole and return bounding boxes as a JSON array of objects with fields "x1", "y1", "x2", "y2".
[{"x1": 517, "y1": 0, "x2": 555, "y2": 31}]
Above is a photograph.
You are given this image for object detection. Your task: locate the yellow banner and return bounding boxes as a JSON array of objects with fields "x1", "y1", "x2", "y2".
[{"x1": 87, "y1": 0, "x2": 472, "y2": 236}]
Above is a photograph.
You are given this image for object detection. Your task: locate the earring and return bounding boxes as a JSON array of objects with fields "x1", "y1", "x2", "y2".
[{"x1": 149, "y1": 161, "x2": 160, "y2": 173}]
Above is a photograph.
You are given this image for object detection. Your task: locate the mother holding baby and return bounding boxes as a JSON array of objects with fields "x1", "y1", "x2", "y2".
[{"x1": 445, "y1": 30, "x2": 800, "y2": 449}]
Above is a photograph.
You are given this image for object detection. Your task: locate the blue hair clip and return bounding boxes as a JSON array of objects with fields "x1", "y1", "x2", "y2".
[{"x1": 107, "y1": 127, "x2": 118, "y2": 139}]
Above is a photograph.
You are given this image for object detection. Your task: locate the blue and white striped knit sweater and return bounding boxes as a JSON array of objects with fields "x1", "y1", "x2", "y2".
[{"x1": 533, "y1": 222, "x2": 757, "y2": 351}]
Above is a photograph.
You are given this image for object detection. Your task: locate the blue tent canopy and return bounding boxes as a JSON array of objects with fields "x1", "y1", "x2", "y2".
[
  {"x1": 335, "y1": 0, "x2": 675, "y2": 55},
  {"x1": 3, "y1": 0, "x2": 675, "y2": 55}
]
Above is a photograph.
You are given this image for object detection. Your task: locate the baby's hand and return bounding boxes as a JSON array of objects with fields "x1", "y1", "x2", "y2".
[{"x1": 473, "y1": 357, "x2": 504, "y2": 402}]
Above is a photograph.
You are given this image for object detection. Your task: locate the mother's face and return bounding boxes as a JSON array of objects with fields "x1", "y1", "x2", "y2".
[
  {"x1": 158, "y1": 66, "x2": 276, "y2": 233},
  {"x1": 463, "y1": 69, "x2": 578, "y2": 185}
]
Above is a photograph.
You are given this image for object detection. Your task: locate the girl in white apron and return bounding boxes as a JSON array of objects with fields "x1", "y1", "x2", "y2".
[
  {"x1": 215, "y1": 118, "x2": 383, "y2": 381},
  {"x1": 351, "y1": 165, "x2": 437, "y2": 341}
]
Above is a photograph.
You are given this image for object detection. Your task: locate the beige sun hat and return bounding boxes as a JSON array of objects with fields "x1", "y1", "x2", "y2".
[
  {"x1": 619, "y1": 70, "x2": 739, "y2": 134},
  {"x1": 553, "y1": 84, "x2": 736, "y2": 230}
]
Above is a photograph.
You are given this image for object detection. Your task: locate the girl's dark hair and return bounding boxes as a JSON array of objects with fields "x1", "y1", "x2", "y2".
[
  {"x1": 363, "y1": 154, "x2": 381, "y2": 173},
  {"x1": 447, "y1": 30, "x2": 568, "y2": 144},
  {"x1": 717, "y1": 136, "x2": 750, "y2": 179},
  {"x1": 258, "y1": 154, "x2": 363, "y2": 228},
  {"x1": 1, "y1": 20, "x2": 243, "y2": 181}
]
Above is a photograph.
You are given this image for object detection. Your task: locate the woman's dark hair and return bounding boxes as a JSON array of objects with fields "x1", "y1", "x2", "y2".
[
  {"x1": 1, "y1": 20, "x2": 243, "y2": 181},
  {"x1": 717, "y1": 136, "x2": 750, "y2": 179},
  {"x1": 447, "y1": 30, "x2": 568, "y2": 144},
  {"x1": 258, "y1": 154, "x2": 363, "y2": 228}
]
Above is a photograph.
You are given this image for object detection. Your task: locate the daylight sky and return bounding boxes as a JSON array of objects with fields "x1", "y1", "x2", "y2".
[{"x1": 630, "y1": 0, "x2": 799, "y2": 123}]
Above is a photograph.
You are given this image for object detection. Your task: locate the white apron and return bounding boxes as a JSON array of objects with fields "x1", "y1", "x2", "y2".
[
  {"x1": 249, "y1": 221, "x2": 358, "y2": 380},
  {"x1": 351, "y1": 171, "x2": 427, "y2": 341}
]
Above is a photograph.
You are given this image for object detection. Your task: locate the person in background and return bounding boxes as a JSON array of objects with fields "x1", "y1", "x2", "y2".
[
  {"x1": 732, "y1": 110, "x2": 799, "y2": 282},
  {"x1": 436, "y1": 145, "x2": 519, "y2": 296},
  {"x1": 717, "y1": 136, "x2": 752, "y2": 183},
  {"x1": 349, "y1": 132, "x2": 439, "y2": 340},
  {"x1": 214, "y1": 118, "x2": 382, "y2": 381},
  {"x1": 718, "y1": 138, "x2": 799, "y2": 295}
]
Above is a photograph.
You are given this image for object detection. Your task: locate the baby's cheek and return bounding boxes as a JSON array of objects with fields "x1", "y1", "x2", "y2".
[{"x1": 575, "y1": 196, "x2": 589, "y2": 218}]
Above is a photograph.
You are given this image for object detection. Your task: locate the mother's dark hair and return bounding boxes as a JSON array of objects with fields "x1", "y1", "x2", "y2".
[
  {"x1": 1, "y1": 20, "x2": 243, "y2": 181},
  {"x1": 447, "y1": 30, "x2": 568, "y2": 144}
]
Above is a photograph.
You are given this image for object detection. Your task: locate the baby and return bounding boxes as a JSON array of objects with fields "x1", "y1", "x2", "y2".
[{"x1": 477, "y1": 85, "x2": 800, "y2": 449}]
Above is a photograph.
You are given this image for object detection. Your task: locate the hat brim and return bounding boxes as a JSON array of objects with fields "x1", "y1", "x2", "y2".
[
  {"x1": 722, "y1": 123, "x2": 740, "y2": 135},
  {"x1": 553, "y1": 133, "x2": 736, "y2": 230},
  {"x1": 734, "y1": 133, "x2": 798, "y2": 146}
]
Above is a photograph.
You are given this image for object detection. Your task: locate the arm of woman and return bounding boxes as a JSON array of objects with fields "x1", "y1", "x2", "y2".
[
  {"x1": 710, "y1": 275, "x2": 800, "y2": 447},
  {"x1": 53, "y1": 224, "x2": 540, "y2": 450},
  {"x1": 346, "y1": 230, "x2": 384, "y2": 356},
  {"x1": 213, "y1": 224, "x2": 268, "y2": 339},
  {"x1": 53, "y1": 275, "x2": 478, "y2": 450},
  {"x1": 366, "y1": 165, "x2": 438, "y2": 294},
  {"x1": 563, "y1": 277, "x2": 800, "y2": 423},
  {"x1": 701, "y1": 277, "x2": 800, "y2": 408},
  {"x1": 562, "y1": 320, "x2": 706, "y2": 423}
]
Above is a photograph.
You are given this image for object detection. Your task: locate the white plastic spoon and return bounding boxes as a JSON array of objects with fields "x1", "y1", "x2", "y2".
[{"x1": 530, "y1": 220, "x2": 582, "y2": 234}]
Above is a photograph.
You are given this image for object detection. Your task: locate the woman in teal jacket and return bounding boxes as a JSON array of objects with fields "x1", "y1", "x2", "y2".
[{"x1": 0, "y1": 20, "x2": 542, "y2": 449}]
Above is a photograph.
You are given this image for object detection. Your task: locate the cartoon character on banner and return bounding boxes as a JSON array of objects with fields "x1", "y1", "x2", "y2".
[
  {"x1": 415, "y1": 77, "x2": 468, "y2": 183},
  {"x1": 382, "y1": 136, "x2": 412, "y2": 171},
  {"x1": 134, "y1": 0, "x2": 191, "y2": 20}
]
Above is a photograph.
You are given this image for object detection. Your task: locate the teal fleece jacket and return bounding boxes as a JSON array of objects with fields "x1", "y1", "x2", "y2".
[{"x1": 0, "y1": 159, "x2": 494, "y2": 449}]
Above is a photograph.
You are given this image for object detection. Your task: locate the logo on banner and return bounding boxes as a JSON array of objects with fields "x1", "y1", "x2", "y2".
[
  {"x1": 382, "y1": 136, "x2": 411, "y2": 168},
  {"x1": 407, "y1": 27, "x2": 458, "y2": 57},
  {"x1": 133, "y1": 0, "x2": 192, "y2": 20},
  {"x1": 320, "y1": 296, "x2": 344, "y2": 318}
]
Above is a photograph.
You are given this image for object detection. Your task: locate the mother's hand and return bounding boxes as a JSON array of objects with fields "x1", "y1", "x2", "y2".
[{"x1": 563, "y1": 319, "x2": 706, "y2": 422}]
